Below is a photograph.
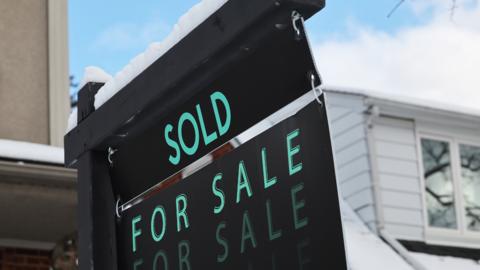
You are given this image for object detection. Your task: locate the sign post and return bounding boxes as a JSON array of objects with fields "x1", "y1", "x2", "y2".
[{"x1": 64, "y1": 1, "x2": 347, "y2": 269}]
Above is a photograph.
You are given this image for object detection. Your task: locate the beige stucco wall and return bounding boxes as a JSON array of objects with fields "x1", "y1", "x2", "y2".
[{"x1": 0, "y1": 0, "x2": 49, "y2": 144}]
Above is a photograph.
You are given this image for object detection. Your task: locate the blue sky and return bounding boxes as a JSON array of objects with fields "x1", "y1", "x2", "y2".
[
  {"x1": 69, "y1": 0, "x2": 429, "y2": 93},
  {"x1": 69, "y1": 0, "x2": 480, "y2": 110}
]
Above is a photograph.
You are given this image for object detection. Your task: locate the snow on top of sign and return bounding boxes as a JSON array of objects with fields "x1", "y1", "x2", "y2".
[
  {"x1": 410, "y1": 252, "x2": 480, "y2": 270},
  {"x1": 66, "y1": 108, "x2": 77, "y2": 133},
  {"x1": 0, "y1": 139, "x2": 64, "y2": 165},
  {"x1": 340, "y1": 200, "x2": 414, "y2": 270},
  {"x1": 79, "y1": 66, "x2": 112, "y2": 90},
  {"x1": 324, "y1": 85, "x2": 480, "y2": 118},
  {"x1": 66, "y1": 66, "x2": 112, "y2": 133},
  {"x1": 93, "y1": 0, "x2": 229, "y2": 109}
]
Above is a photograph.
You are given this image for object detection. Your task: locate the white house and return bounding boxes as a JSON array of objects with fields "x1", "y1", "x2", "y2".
[
  {"x1": 325, "y1": 87, "x2": 480, "y2": 269},
  {"x1": 235, "y1": 87, "x2": 480, "y2": 269}
]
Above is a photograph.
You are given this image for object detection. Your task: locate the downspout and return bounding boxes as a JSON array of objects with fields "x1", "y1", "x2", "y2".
[
  {"x1": 365, "y1": 103, "x2": 427, "y2": 270},
  {"x1": 379, "y1": 230, "x2": 427, "y2": 270},
  {"x1": 364, "y1": 103, "x2": 386, "y2": 231}
]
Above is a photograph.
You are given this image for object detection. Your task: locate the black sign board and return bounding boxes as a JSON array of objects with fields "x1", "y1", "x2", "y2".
[
  {"x1": 65, "y1": 1, "x2": 337, "y2": 270},
  {"x1": 110, "y1": 9, "x2": 322, "y2": 202},
  {"x1": 117, "y1": 102, "x2": 347, "y2": 270}
]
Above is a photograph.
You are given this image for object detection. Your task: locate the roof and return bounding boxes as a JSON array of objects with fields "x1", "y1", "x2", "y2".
[
  {"x1": 341, "y1": 199, "x2": 480, "y2": 269},
  {"x1": 324, "y1": 85, "x2": 480, "y2": 119},
  {"x1": 0, "y1": 139, "x2": 64, "y2": 165},
  {"x1": 410, "y1": 252, "x2": 480, "y2": 270},
  {"x1": 340, "y1": 200, "x2": 414, "y2": 269}
]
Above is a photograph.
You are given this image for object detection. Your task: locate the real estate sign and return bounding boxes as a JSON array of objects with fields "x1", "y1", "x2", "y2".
[
  {"x1": 117, "y1": 102, "x2": 347, "y2": 270},
  {"x1": 66, "y1": 1, "x2": 346, "y2": 270}
]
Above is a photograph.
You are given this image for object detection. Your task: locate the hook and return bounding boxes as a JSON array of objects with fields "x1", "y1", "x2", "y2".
[
  {"x1": 310, "y1": 72, "x2": 324, "y2": 106},
  {"x1": 108, "y1": 147, "x2": 117, "y2": 166},
  {"x1": 115, "y1": 197, "x2": 122, "y2": 219},
  {"x1": 292, "y1": 11, "x2": 303, "y2": 39}
]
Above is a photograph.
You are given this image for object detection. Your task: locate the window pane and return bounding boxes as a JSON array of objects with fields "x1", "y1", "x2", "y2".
[
  {"x1": 460, "y1": 144, "x2": 480, "y2": 232},
  {"x1": 421, "y1": 138, "x2": 457, "y2": 229}
]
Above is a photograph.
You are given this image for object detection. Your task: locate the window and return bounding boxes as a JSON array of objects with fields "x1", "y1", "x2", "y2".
[
  {"x1": 421, "y1": 138, "x2": 457, "y2": 229},
  {"x1": 420, "y1": 136, "x2": 480, "y2": 237},
  {"x1": 459, "y1": 144, "x2": 480, "y2": 232}
]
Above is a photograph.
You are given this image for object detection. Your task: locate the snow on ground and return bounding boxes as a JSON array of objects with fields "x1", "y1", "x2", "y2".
[
  {"x1": 0, "y1": 139, "x2": 64, "y2": 164},
  {"x1": 340, "y1": 200, "x2": 414, "y2": 270},
  {"x1": 411, "y1": 252, "x2": 480, "y2": 270},
  {"x1": 93, "y1": 0, "x2": 228, "y2": 109}
]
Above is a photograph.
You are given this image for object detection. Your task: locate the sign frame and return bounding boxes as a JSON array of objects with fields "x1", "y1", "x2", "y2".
[{"x1": 67, "y1": 1, "x2": 327, "y2": 270}]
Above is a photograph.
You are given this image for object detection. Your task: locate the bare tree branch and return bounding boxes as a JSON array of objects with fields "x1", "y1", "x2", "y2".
[
  {"x1": 387, "y1": 0, "x2": 406, "y2": 18},
  {"x1": 426, "y1": 187, "x2": 454, "y2": 207},
  {"x1": 425, "y1": 162, "x2": 450, "y2": 178},
  {"x1": 387, "y1": 0, "x2": 459, "y2": 19},
  {"x1": 450, "y1": 0, "x2": 458, "y2": 20}
]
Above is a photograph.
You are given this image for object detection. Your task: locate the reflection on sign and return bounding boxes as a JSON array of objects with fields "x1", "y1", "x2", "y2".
[{"x1": 117, "y1": 102, "x2": 347, "y2": 270}]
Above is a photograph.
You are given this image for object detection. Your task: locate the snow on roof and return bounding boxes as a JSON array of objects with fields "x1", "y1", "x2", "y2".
[
  {"x1": 340, "y1": 200, "x2": 414, "y2": 270},
  {"x1": 93, "y1": 0, "x2": 228, "y2": 110},
  {"x1": 324, "y1": 85, "x2": 480, "y2": 118},
  {"x1": 341, "y1": 198, "x2": 480, "y2": 269},
  {"x1": 0, "y1": 139, "x2": 64, "y2": 165},
  {"x1": 410, "y1": 252, "x2": 480, "y2": 270}
]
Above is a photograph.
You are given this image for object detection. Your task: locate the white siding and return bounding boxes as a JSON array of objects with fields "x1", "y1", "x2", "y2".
[
  {"x1": 325, "y1": 92, "x2": 377, "y2": 227},
  {"x1": 371, "y1": 117, "x2": 425, "y2": 241}
]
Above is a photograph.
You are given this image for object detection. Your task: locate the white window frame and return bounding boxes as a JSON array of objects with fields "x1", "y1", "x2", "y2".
[{"x1": 417, "y1": 129, "x2": 480, "y2": 248}]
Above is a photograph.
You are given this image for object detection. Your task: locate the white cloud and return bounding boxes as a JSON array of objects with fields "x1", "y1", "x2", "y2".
[
  {"x1": 313, "y1": 0, "x2": 480, "y2": 110},
  {"x1": 92, "y1": 19, "x2": 170, "y2": 51}
]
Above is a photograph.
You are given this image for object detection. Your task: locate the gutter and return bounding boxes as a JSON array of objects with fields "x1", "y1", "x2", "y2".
[
  {"x1": 0, "y1": 160, "x2": 76, "y2": 188},
  {"x1": 380, "y1": 230, "x2": 427, "y2": 270}
]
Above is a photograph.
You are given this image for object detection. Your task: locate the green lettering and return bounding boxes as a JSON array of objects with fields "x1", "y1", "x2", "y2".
[
  {"x1": 216, "y1": 222, "x2": 229, "y2": 263},
  {"x1": 196, "y1": 104, "x2": 218, "y2": 145},
  {"x1": 210, "y1": 91, "x2": 231, "y2": 136},
  {"x1": 132, "y1": 215, "x2": 142, "y2": 253},
  {"x1": 236, "y1": 161, "x2": 253, "y2": 204},
  {"x1": 266, "y1": 199, "x2": 282, "y2": 241},
  {"x1": 133, "y1": 259, "x2": 143, "y2": 270},
  {"x1": 165, "y1": 124, "x2": 181, "y2": 165},
  {"x1": 151, "y1": 206, "x2": 166, "y2": 242},
  {"x1": 178, "y1": 112, "x2": 199, "y2": 156},
  {"x1": 178, "y1": 241, "x2": 191, "y2": 270},
  {"x1": 291, "y1": 183, "x2": 308, "y2": 230},
  {"x1": 240, "y1": 211, "x2": 257, "y2": 254},
  {"x1": 286, "y1": 129, "x2": 302, "y2": 175},
  {"x1": 212, "y1": 173, "x2": 225, "y2": 214},
  {"x1": 261, "y1": 147, "x2": 277, "y2": 189},
  {"x1": 153, "y1": 250, "x2": 168, "y2": 270},
  {"x1": 297, "y1": 239, "x2": 311, "y2": 270},
  {"x1": 176, "y1": 194, "x2": 190, "y2": 232},
  {"x1": 272, "y1": 253, "x2": 277, "y2": 270}
]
